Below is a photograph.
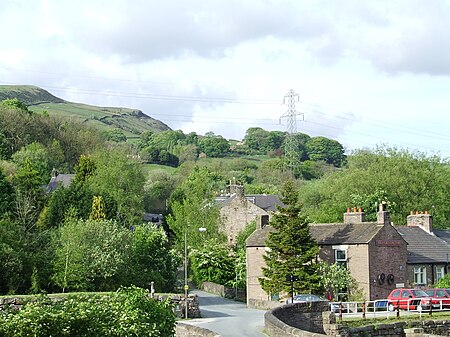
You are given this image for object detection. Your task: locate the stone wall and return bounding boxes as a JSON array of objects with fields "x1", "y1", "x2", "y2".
[
  {"x1": 201, "y1": 281, "x2": 246, "y2": 301},
  {"x1": 327, "y1": 320, "x2": 450, "y2": 337},
  {"x1": 264, "y1": 300, "x2": 450, "y2": 337},
  {"x1": 265, "y1": 301, "x2": 331, "y2": 337},
  {"x1": 175, "y1": 322, "x2": 221, "y2": 337}
]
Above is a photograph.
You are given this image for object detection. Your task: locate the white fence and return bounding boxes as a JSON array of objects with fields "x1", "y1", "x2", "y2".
[{"x1": 330, "y1": 298, "x2": 450, "y2": 319}]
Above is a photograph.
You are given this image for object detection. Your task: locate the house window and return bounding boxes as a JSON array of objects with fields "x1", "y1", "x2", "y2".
[
  {"x1": 414, "y1": 266, "x2": 426, "y2": 285},
  {"x1": 335, "y1": 249, "x2": 348, "y2": 268},
  {"x1": 436, "y1": 266, "x2": 445, "y2": 282}
]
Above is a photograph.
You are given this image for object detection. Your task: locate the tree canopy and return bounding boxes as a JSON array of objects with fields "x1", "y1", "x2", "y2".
[{"x1": 260, "y1": 180, "x2": 322, "y2": 298}]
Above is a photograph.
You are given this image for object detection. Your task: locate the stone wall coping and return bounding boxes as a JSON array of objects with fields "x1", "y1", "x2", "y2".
[{"x1": 175, "y1": 322, "x2": 221, "y2": 337}]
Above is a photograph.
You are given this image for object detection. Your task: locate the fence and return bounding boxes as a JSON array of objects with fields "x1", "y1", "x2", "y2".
[{"x1": 331, "y1": 298, "x2": 450, "y2": 321}]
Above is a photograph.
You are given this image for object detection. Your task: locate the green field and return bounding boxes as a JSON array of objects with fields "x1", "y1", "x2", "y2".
[{"x1": 1, "y1": 85, "x2": 170, "y2": 137}]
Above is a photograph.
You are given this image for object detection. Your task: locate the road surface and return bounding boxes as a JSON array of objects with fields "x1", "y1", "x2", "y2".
[{"x1": 184, "y1": 289, "x2": 268, "y2": 337}]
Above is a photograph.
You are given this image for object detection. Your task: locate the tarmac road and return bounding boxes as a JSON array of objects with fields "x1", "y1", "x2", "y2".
[{"x1": 184, "y1": 289, "x2": 268, "y2": 337}]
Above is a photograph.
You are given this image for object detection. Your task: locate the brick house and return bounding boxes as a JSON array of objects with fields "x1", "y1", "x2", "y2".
[
  {"x1": 215, "y1": 183, "x2": 284, "y2": 246},
  {"x1": 395, "y1": 212, "x2": 450, "y2": 287},
  {"x1": 246, "y1": 204, "x2": 408, "y2": 306}
]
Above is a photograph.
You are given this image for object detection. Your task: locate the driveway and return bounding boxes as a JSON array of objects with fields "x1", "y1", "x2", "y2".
[{"x1": 184, "y1": 289, "x2": 268, "y2": 337}]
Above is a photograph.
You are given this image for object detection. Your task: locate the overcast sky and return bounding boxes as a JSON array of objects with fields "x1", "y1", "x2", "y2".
[{"x1": 1, "y1": 0, "x2": 449, "y2": 157}]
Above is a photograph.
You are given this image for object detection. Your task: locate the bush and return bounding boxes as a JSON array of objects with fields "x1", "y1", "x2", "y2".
[{"x1": 0, "y1": 287, "x2": 175, "y2": 337}]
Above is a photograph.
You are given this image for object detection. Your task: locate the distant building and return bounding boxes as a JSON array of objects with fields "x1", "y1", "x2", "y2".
[
  {"x1": 396, "y1": 211, "x2": 450, "y2": 287},
  {"x1": 215, "y1": 183, "x2": 284, "y2": 246},
  {"x1": 45, "y1": 168, "x2": 75, "y2": 193},
  {"x1": 246, "y1": 204, "x2": 408, "y2": 306}
]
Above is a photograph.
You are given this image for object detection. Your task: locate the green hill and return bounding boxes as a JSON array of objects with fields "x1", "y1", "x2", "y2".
[{"x1": 0, "y1": 85, "x2": 170, "y2": 137}]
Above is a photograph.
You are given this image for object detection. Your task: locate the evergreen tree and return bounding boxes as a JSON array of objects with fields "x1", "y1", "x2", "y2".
[{"x1": 260, "y1": 180, "x2": 321, "y2": 298}]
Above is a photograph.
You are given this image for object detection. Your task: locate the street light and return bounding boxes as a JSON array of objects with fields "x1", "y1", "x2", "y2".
[{"x1": 184, "y1": 227, "x2": 207, "y2": 319}]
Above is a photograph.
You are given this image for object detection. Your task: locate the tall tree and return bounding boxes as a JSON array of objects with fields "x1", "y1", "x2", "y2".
[
  {"x1": 306, "y1": 136, "x2": 346, "y2": 167},
  {"x1": 167, "y1": 167, "x2": 224, "y2": 251},
  {"x1": 260, "y1": 180, "x2": 321, "y2": 298}
]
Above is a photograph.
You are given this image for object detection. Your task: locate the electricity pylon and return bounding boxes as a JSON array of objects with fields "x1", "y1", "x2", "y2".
[{"x1": 280, "y1": 89, "x2": 304, "y2": 171}]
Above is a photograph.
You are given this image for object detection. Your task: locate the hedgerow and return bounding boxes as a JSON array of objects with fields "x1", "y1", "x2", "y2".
[{"x1": 0, "y1": 286, "x2": 175, "y2": 337}]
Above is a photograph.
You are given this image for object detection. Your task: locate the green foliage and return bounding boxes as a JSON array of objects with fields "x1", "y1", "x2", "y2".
[
  {"x1": 305, "y1": 136, "x2": 346, "y2": 167},
  {"x1": 0, "y1": 287, "x2": 175, "y2": 337},
  {"x1": 197, "y1": 133, "x2": 230, "y2": 157},
  {"x1": 127, "y1": 224, "x2": 179, "y2": 292},
  {"x1": 0, "y1": 169, "x2": 13, "y2": 216},
  {"x1": 1, "y1": 98, "x2": 30, "y2": 114},
  {"x1": 86, "y1": 149, "x2": 145, "y2": 227},
  {"x1": 74, "y1": 155, "x2": 97, "y2": 184},
  {"x1": 190, "y1": 239, "x2": 235, "y2": 285},
  {"x1": 242, "y1": 128, "x2": 287, "y2": 154},
  {"x1": 89, "y1": 196, "x2": 106, "y2": 220},
  {"x1": 434, "y1": 274, "x2": 450, "y2": 288},
  {"x1": 167, "y1": 166, "x2": 225, "y2": 251},
  {"x1": 103, "y1": 128, "x2": 127, "y2": 142},
  {"x1": 236, "y1": 221, "x2": 257, "y2": 251},
  {"x1": 298, "y1": 147, "x2": 450, "y2": 226},
  {"x1": 260, "y1": 180, "x2": 322, "y2": 297},
  {"x1": 320, "y1": 263, "x2": 357, "y2": 301},
  {"x1": 52, "y1": 217, "x2": 130, "y2": 292},
  {"x1": 0, "y1": 218, "x2": 25, "y2": 293},
  {"x1": 12, "y1": 142, "x2": 50, "y2": 186}
]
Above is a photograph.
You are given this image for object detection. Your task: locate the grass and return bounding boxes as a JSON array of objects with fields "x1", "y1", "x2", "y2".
[{"x1": 340, "y1": 311, "x2": 450, "y2": 328}]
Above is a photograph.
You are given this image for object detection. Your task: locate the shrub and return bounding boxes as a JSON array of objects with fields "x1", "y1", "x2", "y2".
[{"x1": 0, "y1": 287, "x2": 175, "y2": 337}]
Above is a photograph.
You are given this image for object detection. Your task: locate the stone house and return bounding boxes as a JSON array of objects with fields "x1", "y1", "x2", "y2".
[
  {"x1": 246, "y1": 204, "x2": 409, "y2": 306},
  {"x1": 395, "y1": 211, "x2": 450, "y2": 287},
  {"x1": 215, "y1": 183, "x2": 284, "y2": 246}
]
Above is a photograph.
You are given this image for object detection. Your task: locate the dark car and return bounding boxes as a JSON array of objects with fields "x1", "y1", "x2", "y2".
[
  {"x1": 286, "y1": 294, "x2": 327, "y2": 304},
  {"x1": 387, "y1": 288, "x2": 439, "y2": 311},
  {"x1": 424, "y1": 288, "x2": 450, "y2": 308}
]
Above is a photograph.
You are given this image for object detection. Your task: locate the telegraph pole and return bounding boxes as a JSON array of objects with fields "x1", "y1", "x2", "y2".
[{"x1": 280, "y1": 89, "x2": 304, "y2": 171}]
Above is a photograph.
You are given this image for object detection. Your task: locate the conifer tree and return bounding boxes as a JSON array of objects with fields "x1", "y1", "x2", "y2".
[{"x1": 260, "y1": 180, "x2": 322, "y2": 298}]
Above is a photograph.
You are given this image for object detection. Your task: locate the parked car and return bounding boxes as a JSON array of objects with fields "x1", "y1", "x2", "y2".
[
  {"x1": 424, "y1": 288, "x2": 450, "y2": 308},
  {"x1": 387, "y1": 288, "x2": 439, "y2": 311},
  {"x1": 286, "y1": 294, "x2": 340, "y2": 312},
  {"x1": 286, "y1": 294, "x2": 327, "y2": 304}
]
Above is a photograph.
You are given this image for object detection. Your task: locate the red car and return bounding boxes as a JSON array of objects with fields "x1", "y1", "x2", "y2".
[
  {"x1": 425, "y1": 288, "x2": 450, "y2": 308},
  {"x1": 387, "y1": 288, "x2": 439, "y2": 311}
]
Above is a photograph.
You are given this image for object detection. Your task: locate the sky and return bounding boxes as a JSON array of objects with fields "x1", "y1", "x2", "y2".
[{"x1": 1, "y1": 0, "x2": 449, "y2": 158}]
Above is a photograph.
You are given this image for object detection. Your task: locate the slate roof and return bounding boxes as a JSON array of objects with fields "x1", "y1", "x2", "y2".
[
  {"x1": 246, "y1": 225, "x2": 275, "y2": 247},
  {"x1": 395, "y1": 226, "x2": 450, "y2": 264},
  {"x1": 434, "y1": 229, "x2": 450, "y2": 245},
  {"x1": 215, "y1": 194, "x2": 284, "y2": 212},
  {"x1": 246, "y1": 222, "x2": 383, "y2": 247},
  {"x1": 310, "y1": 222, "x2": 383, "y2": 245},
  {"x1": 45, "y1": 174, "x2": 75, "y2": 193}
]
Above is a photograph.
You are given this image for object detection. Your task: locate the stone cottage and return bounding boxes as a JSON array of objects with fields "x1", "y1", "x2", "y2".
[
  {"x1": 215, "y1": 183, "x2": 284, "y2": 246},
  {"x1": 396, "y1": 211, "x2": 450, "y2": 287},
  {"x1": 246, "y1": 204, "x2": 409, "y2": 306}
]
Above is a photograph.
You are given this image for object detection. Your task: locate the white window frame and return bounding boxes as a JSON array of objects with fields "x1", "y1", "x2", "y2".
[
  {"x1": 334, "y1": 249, "x2": 348, "y2": 268},
  {"x1": 436, "y1": 266, "x2": 445, "y2": 282},
  {"x1": 414, "y1": 266, "x2": 426, "y2": 285}
]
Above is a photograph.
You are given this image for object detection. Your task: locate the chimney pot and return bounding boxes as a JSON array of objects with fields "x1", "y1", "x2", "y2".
[
  {"x1": 353, "y1": 207, "x2": 357, "y2": 212},
  {"x1": 347, "y1": 207, "x2": 350, "y2": 213},
  {"x1": 410, "y1": 210, "x2": 413, "y2": 215},
  {"x1": 425, "y1": 210, "x2": 429, "y2": 215},
  {"x1": 358, "y1": 207, "x2": 362, "y2": 212}
]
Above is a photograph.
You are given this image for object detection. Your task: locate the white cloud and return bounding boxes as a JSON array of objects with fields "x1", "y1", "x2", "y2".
[{"x1": 0, "y1": 0, "x2": 449, "y2": 157}]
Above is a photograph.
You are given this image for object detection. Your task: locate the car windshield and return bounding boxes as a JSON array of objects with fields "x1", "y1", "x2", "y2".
[
  {"x1": 411, "y1": 290, "x2": 429, "y2": 297},
  {"x1": 294, "y1": 294, "x2": 324, "y2": 301}
]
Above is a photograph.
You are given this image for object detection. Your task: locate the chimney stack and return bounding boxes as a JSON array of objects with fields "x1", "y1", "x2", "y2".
[
  {"x1": 407, "y1": 211, "x2": 433, "y2": 233},
  {"x1": 344, "y1": 207, "x2": 365, "y2": 224},
  {"x1": 377, "y1": 201, "x2": 391, "y2": 226}
]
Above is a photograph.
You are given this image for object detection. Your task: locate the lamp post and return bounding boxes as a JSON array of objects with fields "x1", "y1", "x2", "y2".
[{"x1": 184, "y1": 227, "x2": 207, "y2": 319}]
